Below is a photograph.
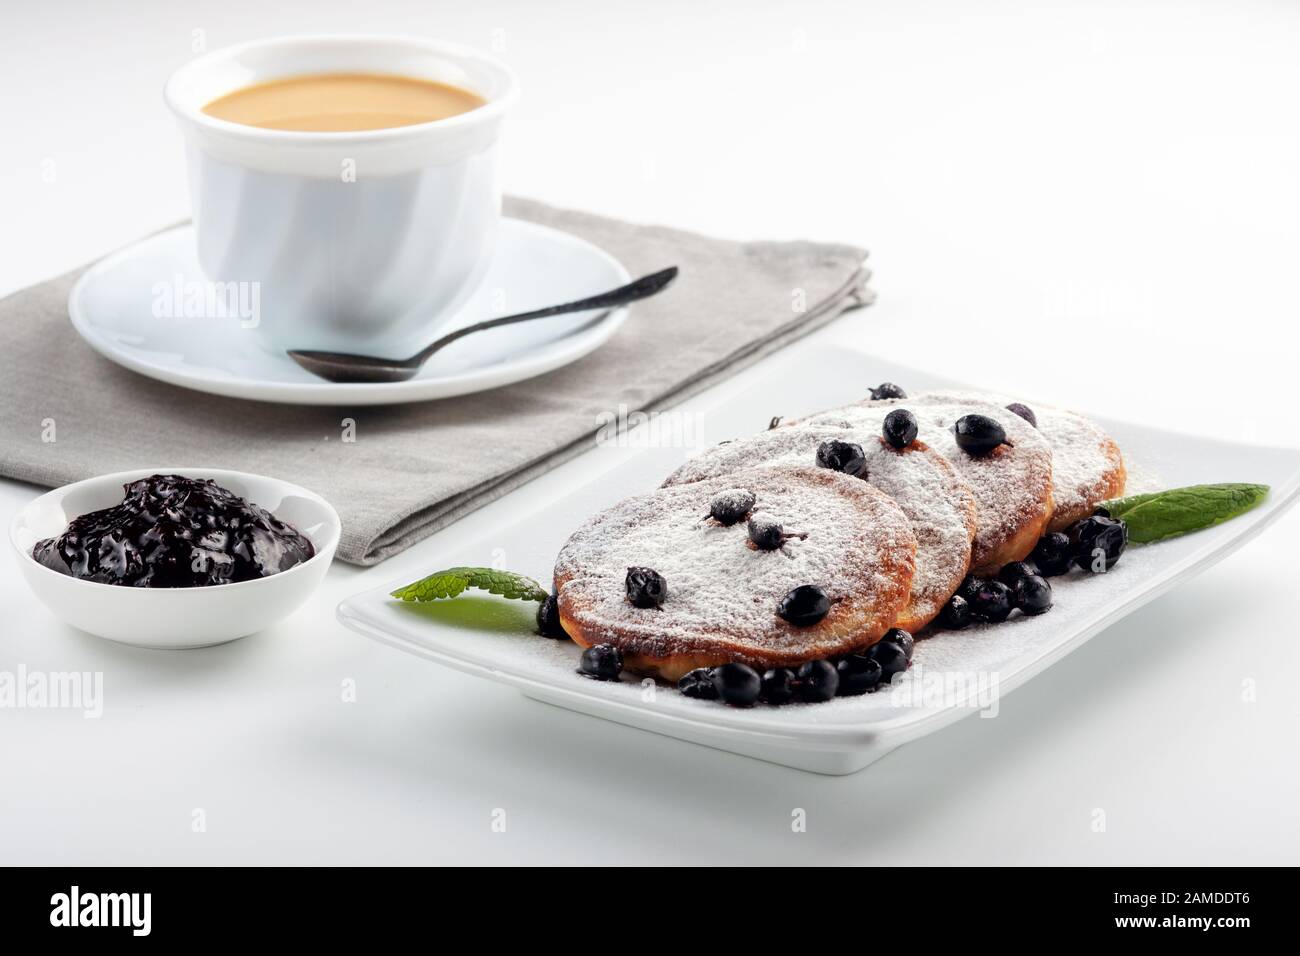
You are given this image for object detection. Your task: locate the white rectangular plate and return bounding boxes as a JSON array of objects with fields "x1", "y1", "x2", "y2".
[{"x1": 337, "y1": 349, "x2": 1300, "y2": 774}]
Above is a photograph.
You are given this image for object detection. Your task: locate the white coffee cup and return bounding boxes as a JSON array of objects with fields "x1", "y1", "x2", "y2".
[{"x1": 164, "y1": 34, "x2": 519, "y2": 357}]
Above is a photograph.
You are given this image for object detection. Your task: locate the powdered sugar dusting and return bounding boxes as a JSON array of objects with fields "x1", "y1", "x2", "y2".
[
  {"x1": 1033, "y1": 406, "x2": 1124, "y2": 524},
  {"x1": 1122, "y1": 457, "x2": 1162, "y2": 495},
  {"x1": 798, "y1": 396, "x2": 1054, "y2": 570},
  {"x1": 663, "y1": 422, "x2": 976, "y2": 629},
  {"x1": 554, "y1": 465, "x2": 916, "y2": 668},
  {"x1": 920, "y1": 390, "x2": 1126, "y2": 528}
]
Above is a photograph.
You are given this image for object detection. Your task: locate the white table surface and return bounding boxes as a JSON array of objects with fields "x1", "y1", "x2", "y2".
[{"x1": 2, "y1": 0, "x2": 1298, "y2": 865}]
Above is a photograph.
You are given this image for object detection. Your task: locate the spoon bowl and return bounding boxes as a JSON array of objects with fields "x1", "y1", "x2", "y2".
[{"x1": 284, "y1": 351, "x2": 429, "y2": 384}]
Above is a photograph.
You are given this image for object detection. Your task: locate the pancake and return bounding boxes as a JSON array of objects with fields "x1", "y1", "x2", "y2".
[
  {"x1": 918, "y1": 390, "x2": 1125, "y2": 531},
  {"x1": 795, "y1": 395, "x2": 1054, "y2": 573},
  {"x1": 662, "y1": 423, "x2": 976, "y2": 632},
  {"x1": 553, "y1": 465, "x2": 917, "y2": 682},
  {"x1": 1039, "y1": 411, "x2": 1125, "y2": 530}
]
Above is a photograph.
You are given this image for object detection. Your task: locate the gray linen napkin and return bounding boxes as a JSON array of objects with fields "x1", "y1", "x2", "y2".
[{"x1": 0, "y1": 197, "x2": 872, "y2": 565}]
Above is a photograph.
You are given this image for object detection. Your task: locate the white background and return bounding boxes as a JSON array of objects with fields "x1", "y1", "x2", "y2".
[{"x1": 2, "y1": 0, "x2": 1299, "y2": 864}]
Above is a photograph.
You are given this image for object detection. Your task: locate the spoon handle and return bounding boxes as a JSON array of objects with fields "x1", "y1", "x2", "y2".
[{"x1": 413, "y1": 266, "x2": 678, "y2": 363}]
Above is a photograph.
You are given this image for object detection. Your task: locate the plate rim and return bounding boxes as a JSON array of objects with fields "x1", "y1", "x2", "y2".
[
  {"x1": 333, "y1": 351, "x2": 1300, "y2": 747},
  {"x1": 67, "y1": 218, "x2": 631, "y2": 406}
]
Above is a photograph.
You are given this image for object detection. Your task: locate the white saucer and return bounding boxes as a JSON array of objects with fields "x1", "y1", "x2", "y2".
[{"x1": 68, "y1": 218, "x2": 631, "y2": 406}]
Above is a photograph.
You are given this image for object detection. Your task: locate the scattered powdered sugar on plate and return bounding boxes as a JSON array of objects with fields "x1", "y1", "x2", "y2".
[
  {"x1": 499, "y1": 541, "x2": 1163, "y2": 724},
  {"x1": 553, "y1": 465, "x2": 916, "y2": 667},
  {"x1": 1121, "y1": 457, "x2": 1162, "y2": 495},
  {"x1": 662, "y1": 422, "x2": 976, "y2": 630}
]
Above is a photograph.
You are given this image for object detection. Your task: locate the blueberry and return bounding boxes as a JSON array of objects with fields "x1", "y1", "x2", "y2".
[
  {"x1": 1015, "y1": 574, "x2": 1053, "y2": 615},
  {"x1": 1093, "y1": 505, "x2": 1112, "y2": 518},
  {"x1": 778, "y1": 584, "x2": 832, "y2": 627},
  {"x1": 1068, "y1": 516, "x2": 1128, "y2": 572},
  {"x1": 836, "y1": 654, "x2": 883, "y2": 696},
  {"x1": 760, "y1": 668, "x2": 797, "y2": 705},
  {"x1": 937, "y1": 594, "x2": 972, "y2": 629},
  {"x1": 1030, "y1": 532, "x2": 1072, "y2": 577},
  {"x1": 708, "y1": 488, "x2": 755, "y2": 526},
  {"x1": 953, "y1": 414, "x2": 1012, "y2": 456},
  {"x1": 970, "y1": 579, "x2": 1014, "y2": 622},
  {"x1": 815, "y1": 439, "x2": 868, "y2": 479},
  {"x1": 956, "y1": 575, "x2": 985, "y2": 603},
  {"x1": 867, "y1": 640, "x2": 909, "y2": 683},
  {"x1": 1006, "y1": 402, "x2": 1037, "y2": 428},
  {"x1": 712, "y1": 663, "x2": 762, "y2": 707},
  {"x1": 870, "y1": 383, "x2": 907, "y2": 400},
  {"x1": 625, "y1": 566, "x2": 668, "y2": 608},
  {"x1": 536, "y1": 592, "x2": 567, "y2": 638},
  {"x1": 997, "y1": 560, "x2": 1040, "y2": 587},
  {"x1": 882, "y1": 409, "x2": 919, "y2": 449},
  {"x1": 747, "y1": 512, "x2": 785, "y2": 550},
  {"x1": 578, "y1": 643, "x2": 623, "y2": 680},
  {"x1": 882, "y1": 626, "x2": 914, "y2": 661},
  {"x1": 678, "y1": 667, "x2": 719, "y2": 700},
  {"x1": 796, "y1": 660, "x2": 839, "y2": 702},
  {"x1": 768, "y1": 416, "x2": 783, "y2": 430}
]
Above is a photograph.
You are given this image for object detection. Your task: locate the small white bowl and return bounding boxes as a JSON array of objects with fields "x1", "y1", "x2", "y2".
[{"x1": 9, "y1": 468, "x2": 340, "y2": 648}]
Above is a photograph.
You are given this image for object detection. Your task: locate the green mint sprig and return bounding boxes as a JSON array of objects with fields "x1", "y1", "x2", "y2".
[
  {"x1": 391, "y1": 567, "x2": 548, "y2": 603},
  {"x1": 1100, "y1": 483, "x2": 1269, "y2": 543}
]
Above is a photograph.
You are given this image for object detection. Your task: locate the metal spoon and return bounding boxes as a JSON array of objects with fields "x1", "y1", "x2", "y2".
[{"x1": 287, "y1": 266, "x2": 678, "y2": 384}]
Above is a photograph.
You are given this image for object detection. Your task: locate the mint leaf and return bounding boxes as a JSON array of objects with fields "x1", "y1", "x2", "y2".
[
  {"x1": 391, "y1": 567, "x2": 548, "y2": 603},
  {"x1": 1100, "y1": 483, "x2": 1269, "y2": 543}
]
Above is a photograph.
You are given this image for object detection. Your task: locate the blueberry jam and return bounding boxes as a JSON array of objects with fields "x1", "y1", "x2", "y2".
[{"x1": 31, "y1": 474, "x2": 314, "y2": 588}]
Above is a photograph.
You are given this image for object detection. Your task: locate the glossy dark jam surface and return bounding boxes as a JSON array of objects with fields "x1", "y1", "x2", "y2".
[{"x1": 32, "y1": 474, "x2": 315, "y2": 588}]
